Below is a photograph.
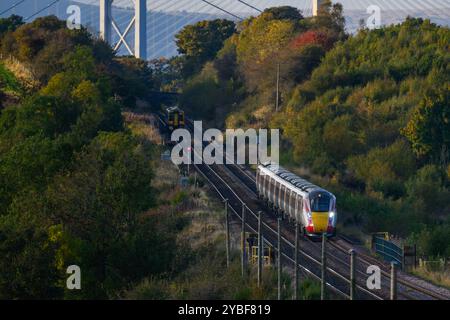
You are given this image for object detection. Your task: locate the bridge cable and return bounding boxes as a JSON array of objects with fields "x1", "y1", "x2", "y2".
[
  {"x1": 199, "y1": 0, "x2": 243, "y2": 20},
  {"x1": 0, "y1": 0, "x2": 27, "y2": 17},
  {"x1": 25, "y1": 0, "x2": 61, "y2": 21},
  {"x1": 237, "y1": 0, "x2": 262, "y2": 13}
]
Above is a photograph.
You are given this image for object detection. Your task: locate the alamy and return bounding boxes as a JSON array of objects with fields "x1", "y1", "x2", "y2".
[{"x1": 170, "y1": 121, "x2": 279, "y2": 166}]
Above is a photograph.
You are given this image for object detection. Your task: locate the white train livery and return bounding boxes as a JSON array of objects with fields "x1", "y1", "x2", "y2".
[{"x1": 256, "y1": 163, "x2": 337, "y2": 237}]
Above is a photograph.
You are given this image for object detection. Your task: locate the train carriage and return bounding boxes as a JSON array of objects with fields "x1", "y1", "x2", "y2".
[
  {"x1": 256, "y1": 163, "x2": 337, "y2": 237},
  {"x1": 166, "y1": 106, "x2": 185, "y2": 131}
]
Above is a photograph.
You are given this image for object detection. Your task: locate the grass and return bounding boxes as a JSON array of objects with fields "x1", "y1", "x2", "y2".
[
  {"x1": 0, "y1": 62, "x2": 22, "y2": 94},
  {"x1": 411, "y1": 266, "x2": 450, "y2": 290},
  {"x1": 122, "y1": 111, "x2": 164, "y2": 145},
  {"x1": 1, "y1": 57, "x2": 38, "y2": 91}
]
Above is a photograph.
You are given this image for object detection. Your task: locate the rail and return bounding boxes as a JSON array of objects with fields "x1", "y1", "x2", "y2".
[{"x1": 161, "y1": 113, "x2": 449, "y2": 300}]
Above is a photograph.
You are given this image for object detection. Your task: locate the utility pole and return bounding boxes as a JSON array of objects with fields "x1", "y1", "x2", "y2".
[
  {"x1": 224, "y1": 199, "x2": 230, "y2": 268},
  {"x1": 275, "y1": 62, "x2": 280, "y2": 112},
  {"x1": 257, "y1": 211, "x2": 263, "y2": 287},
  {"x1": 294, "y1": 222, "x2": 299, "y2": 300},
  {"x1": 349, "y1": 249, "x2": 357, "y2": 300},
  {"x1": 241, "y1": 204, "x2": 246, "y2": 278},
  {"x1": 390, "y1": 262, "x2": 398, "y2": 300},
  {"x1": 277, "y1": 218, "x2": 282, "y2": 300},
  {"x1": 321, "y1": 233, "x2": 327, "y2": 300}
]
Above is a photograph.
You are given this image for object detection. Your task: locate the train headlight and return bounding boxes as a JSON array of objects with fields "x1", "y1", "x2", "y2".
[{"x1": 329, "y1": 211, "x2": 335, "y2": 219}]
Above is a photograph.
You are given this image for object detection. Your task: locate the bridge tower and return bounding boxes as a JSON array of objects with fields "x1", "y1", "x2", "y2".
[
  {"x1": 99, "y1": 0, "x2": 147, "y2": 60},
  {"x1": 313, "y1": 0, "x2": 323, "y2": 16}
]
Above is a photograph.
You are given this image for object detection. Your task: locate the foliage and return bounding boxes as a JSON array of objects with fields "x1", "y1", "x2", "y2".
[
  {"x1": 0, "y1": 15, "x2": 24, "y2": 38},
  {"x1": 0, "y1": 16, "x2": 171, "y2": 299},
  {"x1": 402, "y1": 85, "x2": 450, "y2": 164},
  {"x1": 1, "y1": 15, "x2": 157, "y2": 107},
  {"x1": 176, "y1": 9, "x2": 449, "y2": 257},
  {"x1": 175, "y1": 19, "x2": 235, "y2": 78},
  {"x1": 409, "y1": 224, "x2": 450, "y2": 258},
  {"x1": 178, "y1": 4, "x2": 345, "y2": 129}
]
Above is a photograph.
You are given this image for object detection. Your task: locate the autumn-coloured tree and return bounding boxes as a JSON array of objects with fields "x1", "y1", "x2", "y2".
[{"x1": 290, "y1": 29, "x2": 336, "y2": 51}]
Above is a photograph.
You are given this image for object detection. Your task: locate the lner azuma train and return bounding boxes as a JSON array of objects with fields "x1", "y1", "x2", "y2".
[{"x1": 256, "y1": 163, "x2": 337, "y2": 237}]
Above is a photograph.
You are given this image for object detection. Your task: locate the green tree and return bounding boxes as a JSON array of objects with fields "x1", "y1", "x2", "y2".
[
  {"x1": 402, "y1": 86, "x2": 450, "y2": 164},
  {"x1": 175, "y1": 19, "x2": 235, "y2": 77},
  {"x1": 405, "y1": 165, "x2": 450, "y2": 220},
  {"x1": 0, "y1": 14, "x2": 24, "y2": 37},
  {"x1": 45, "y1": 132, "x2": 158, "y2": 297},
  {"x1": 0, "y1": 209, "x2": 63, "y2": 299},
  {"x1": 262, "y1": 6, "x2": 303, "y2": 21}
]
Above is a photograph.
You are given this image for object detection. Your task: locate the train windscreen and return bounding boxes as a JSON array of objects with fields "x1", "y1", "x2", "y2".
[{"x1": 310, "y1": 194, "x2": 330, "y2": 212}]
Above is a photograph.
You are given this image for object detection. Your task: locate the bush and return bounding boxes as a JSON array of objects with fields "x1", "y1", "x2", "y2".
[{"x1": 409, "y1": 225, "x2": 450, "y2": 258}]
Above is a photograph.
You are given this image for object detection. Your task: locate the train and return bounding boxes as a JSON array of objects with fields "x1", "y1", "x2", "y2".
[
  {"x1": 166, "y1": 106, "x2": 185, "y2": 131},
  {"x1": 256, "y1": 163, "x2": 337, "y2": 237}
]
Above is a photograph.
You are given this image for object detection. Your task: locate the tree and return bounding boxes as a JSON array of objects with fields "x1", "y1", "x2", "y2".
[
  {"x1": 402, "y1": 86, "x2": 450, "y2": 165},
  {"x1": 314, "y1": 0, "x2": 346, "y2": 35},
  {"x1": 236, "y1": 18, "x2": 297, "y2": 93},
  {"x1": 0, "y1": 15, "x2": 171, "y2": 299},
  {"x1": 45, "y1": 132, "x2": 159, "y2": 298},
  {"x1": 112, "y1": 56, "x2": 156, "y2": 107},
  {"x1": 0, "y1": 15, "x2": 24, "y2": 38},
  {"x1": 175, "y1": 19, "x2": 235, "y2": 77},
  {"x1": 290, "y1": 29, "x2": 336, "y2": 51},
  {"x1": 346, "y1": 140, "x2": 416, "y2": 198},
  {"x1": 0, "y1": 213, "x2": 63, "y2": 299},
  {"x1": 405, "y1": 164, "x2": 450, "y2": 219},
  {"x1": 262, "y1": 6, "x2": 303, "y2": 21}
]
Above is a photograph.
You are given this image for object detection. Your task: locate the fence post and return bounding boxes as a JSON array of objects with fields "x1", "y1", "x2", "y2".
[
  {"x1": 402, "y1": 244, "x2": 406, "y2": 271},
  {"x1": 294, "y1": 222, "x2": 299, "y2": 300},
  {"x1": 321, "y1": 233, "x2": 327, "y2": 300},
  {"x1": 349, "y1": 249, "x2": 357, "y2": 300},
  {"x1": 277, "y1": 217, "x2": 282, "y2": 300},
  {"x1": 241, "y1": 203, "x2": 246, "y2": 278},
  {"x1": 224, "y1": 199, "x2": 230, "y2": 268},
  {"x1": 257, "y1": 211, "x2": 263, "y2": 288},
  {"x1": 390, "y1": 262, "x2": 398, "y2": 300},
  {"x1": 414, "y1": 244, "x2": 417, "y2": 269}
]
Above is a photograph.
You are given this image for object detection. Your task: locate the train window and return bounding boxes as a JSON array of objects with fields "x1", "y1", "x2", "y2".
[
  {"x1": 283, "y1": 189, "x2": 288, "y2": 212},
  {"x1": 289, "y1": 191, "x2": 295, "y2": 215},
  {"x1": 278, "y1": 182, "x2": 283, "y2": 208},
  {"x1": 283, "y1": 188, "x2": 289, "y2": 211},
  {"x1": 260, "y1": 174, "x2": 264, "y2": 193},
  {"x1": 256, "y1": 170, "x2": 260, "y2": 190},
  {"x1": 270, "y1": 179, "x2": 276, "y2": 202},
  {"x1": 296, "y1": 195, "x2": 303, "y2": 217},
  {"x1": 280, "y1": 185, "x2": 286, "y2": 209},
  {"x1": 310, "y1": 194, "x2": 331, "y2": 212},
  {"x1": 272, "y1": 181, "x2": 276, "y2": 204},
  {"x1": 264, "y1": 175, "x2": 269, "y2": 197},
  {"x1": 275, "y1": 181, "x2": 280, "y2": 206}
]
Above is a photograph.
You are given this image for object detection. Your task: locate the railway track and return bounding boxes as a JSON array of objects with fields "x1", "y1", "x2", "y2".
[
  {"x1": 218, "y1": 152, "x2": 450, "y2": 300},
  {"x1": 157, "y1": 112, "x2": 449, "y2": 300}
]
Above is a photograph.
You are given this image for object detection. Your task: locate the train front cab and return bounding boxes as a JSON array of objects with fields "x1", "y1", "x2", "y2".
[
  {"x1": 167, "y1": 107, "x2": 185, "y2": 130},
  {"x1": 304, "y1": 191, "x2": 336, "y2": 238}
]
